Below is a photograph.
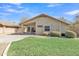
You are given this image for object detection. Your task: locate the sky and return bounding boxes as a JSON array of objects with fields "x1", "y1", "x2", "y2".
[{"x1": 0, "y1": 3, "x2": 79, "y2": 23}]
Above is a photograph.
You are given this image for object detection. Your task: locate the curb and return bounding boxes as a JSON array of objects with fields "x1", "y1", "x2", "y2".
[{"x1": 3, "y1": 42, "x2": 12, "y2": 56}]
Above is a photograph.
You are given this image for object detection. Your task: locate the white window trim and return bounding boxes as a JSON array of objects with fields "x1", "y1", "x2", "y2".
[{"x1": 44, "y1": 25, "x2": 51, "y2": 32}]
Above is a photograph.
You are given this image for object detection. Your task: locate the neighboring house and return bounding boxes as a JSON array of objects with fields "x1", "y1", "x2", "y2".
[
  {"x1": 0, "y1": 21, "x2": 20, "y2": 34},
  {"x1": 20, "y1": 14, "x2": 70, "y2": 35}
]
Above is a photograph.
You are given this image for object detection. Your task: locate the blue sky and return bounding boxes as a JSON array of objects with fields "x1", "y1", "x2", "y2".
[{"x1": 0, "y1": 3, "x2": 79, "y2": 23}]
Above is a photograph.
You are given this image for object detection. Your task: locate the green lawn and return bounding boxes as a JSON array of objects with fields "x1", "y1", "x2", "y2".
[{"x1": 7, "y1": 37, "x2": 79, "y2": 56}]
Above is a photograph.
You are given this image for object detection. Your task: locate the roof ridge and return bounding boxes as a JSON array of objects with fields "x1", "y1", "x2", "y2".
[{"x1": 20, "y1": 13, "x2": 70, "y2": 25}]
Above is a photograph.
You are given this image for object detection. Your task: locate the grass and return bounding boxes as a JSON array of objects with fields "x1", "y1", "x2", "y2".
[{"x1": 7, "y1": 36, "x2": 79, "y2": 56}]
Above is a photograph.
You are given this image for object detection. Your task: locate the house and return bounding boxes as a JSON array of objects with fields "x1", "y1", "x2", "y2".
[
  {"x1": 20, "y1": 14, "x2": 70, "y2": 35},
  {"x1": 0, "y1": 21, "x2": 20, "y2": 34}
]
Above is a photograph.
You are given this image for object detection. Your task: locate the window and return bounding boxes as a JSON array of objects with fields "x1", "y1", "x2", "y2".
[{"x1": 44, "y1": 26, "x2": 50, "y2": 31}]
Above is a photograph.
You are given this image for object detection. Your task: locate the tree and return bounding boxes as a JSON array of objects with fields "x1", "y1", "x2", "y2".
[
  {"x1": 74, "y1": 13, "x2": 79, "y2": 23},
  {"x1": 21, "y1": 17, "x2": 29, "y2": 23},
  {"x1": 59, "y1": 16, "x2": 67, "y2": 22}
]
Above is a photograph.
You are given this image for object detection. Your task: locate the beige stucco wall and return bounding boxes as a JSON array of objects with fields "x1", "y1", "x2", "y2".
[
  {"x1": 23, "y1": 16, "x2": 70, "y2": 34},
  {"x1": 35, "y1": 17, "x2": 60, "y2": 34},
  {"x1": 35, "y1": 17, "x2": 69, "y2": 34},
  {"x1": 4, "y1": 27, "x2": 16, "y2": 34},
  {"x1": 0, "y1": 26, "x2": 18, "y2": 34},
  {"x1": 0, "y1": 27, "x2": 3, "y2": 34}
]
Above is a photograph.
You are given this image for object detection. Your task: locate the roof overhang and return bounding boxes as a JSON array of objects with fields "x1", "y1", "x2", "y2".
[{"x1": 20, "y1": 14, "x2": 70, "y2": 25}]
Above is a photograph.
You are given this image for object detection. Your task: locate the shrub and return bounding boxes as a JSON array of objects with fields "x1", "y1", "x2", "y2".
[
  {"x1": 65, "y1": 30, "x2": 77, "y2": 38},
  {"x1": 49, "y1": 31, "x2": 61, "y2": 37},
  {"x1": 42, "y1": 32, "x2": 50, "y2": 36}
]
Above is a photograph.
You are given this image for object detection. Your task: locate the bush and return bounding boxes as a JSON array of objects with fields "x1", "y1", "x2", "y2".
[
  {"x1": 65, "y1": 30, "x2": 77, "y2": 38},
  {"x1": 42, "y1": 32, "x2": 50, "y2": 36},
  {"x1": 49, "y1": 31, "x2": 61, "y2": 37}
]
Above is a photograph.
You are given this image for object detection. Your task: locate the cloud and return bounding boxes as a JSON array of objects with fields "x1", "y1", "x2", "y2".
[
  {"x1": 47, "y1": 3, "x2": 62, "y2": 7},
  {"x1": 0, "y1": 12, "x2": 11, "y2": 16},
  {"x1": 0, "y1": 3, "x2": 39, "y2": 18},
  {"x1": 0, "y1": 4, "x2": 12, "y2": 9},
  {"x1": 7, "y1": 9, "x2": 17, "y2": 12},
  {"x1": 0, "y1": 7, "x2": 2, "y2": 8},
  {"x1": 3, "y1": 7, "x2": 34, "y2": 17},
  {"x1": 8, "y1": 3, "x2": 22, "y2": 7},
  {"x1": 65, "y1": 10, "x2": 79, "y2": 15},
  {"x1": 0, "y1": 3, "x2": 23, "y2": 9},
  {"x1": 0, "y1": 8, "x2": 25, "y2": 16},
  {"x1": 11, "y1": 3, "x2": 24, "y2": 8},
  {"x1": 11, "y1": 3, "x2": 22, "y2": 6},
  {"x1": 0, "y1": 3, "x2": 24, "y2": 15},
  {"x1": 6, "y1": 8, "x2": 24, "y2": 13}
]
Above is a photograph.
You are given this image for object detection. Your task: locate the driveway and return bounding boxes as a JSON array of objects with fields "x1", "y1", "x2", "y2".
[
  {"x1": 0, "y1": 35, "x2": 28, "y2": 42},
  {"x1": 0, "y1": 35, "x2": 45, "y2": 56},
  {"x1": 0, "y1": 35, "x2": 28, "y2": 56},
  {"x1": 0, "y1": 43, "x2": 9, "y2": 56}
]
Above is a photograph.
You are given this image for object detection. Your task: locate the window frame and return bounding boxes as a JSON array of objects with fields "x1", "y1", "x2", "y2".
[{"x1": 44, "y1": 26, "x2": 50, "y2": 31}]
